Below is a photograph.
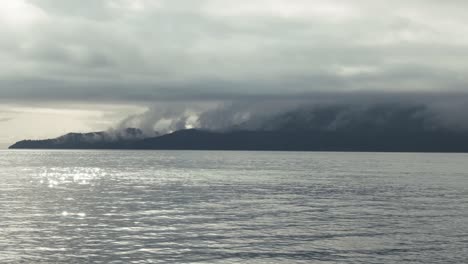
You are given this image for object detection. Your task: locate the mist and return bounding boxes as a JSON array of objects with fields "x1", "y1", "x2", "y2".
[{"x1": 111, "y1": 92, "x2": 468, "y2": 136}]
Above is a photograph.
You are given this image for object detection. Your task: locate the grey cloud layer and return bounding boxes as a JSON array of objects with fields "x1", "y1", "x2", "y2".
[
  {"x1": 113, "y1": 92, "x2": 468, "y2": 135},
  {"x1": 1, "y1": 0, "x2": 468, "y2": 103}
]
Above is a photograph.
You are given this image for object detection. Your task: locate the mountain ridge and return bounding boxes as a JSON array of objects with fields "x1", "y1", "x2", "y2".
[
  {"x1": 9, "y1": 103, "x2": 468, "y2": 152},
  {"x1": 9, "y1": 128, "x2": 468, "y2": 153}
]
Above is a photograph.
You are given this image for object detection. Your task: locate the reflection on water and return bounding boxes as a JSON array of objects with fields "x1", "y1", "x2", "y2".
[{"x1": 0, "y1": 150, "x2": 468, "y2": 263}]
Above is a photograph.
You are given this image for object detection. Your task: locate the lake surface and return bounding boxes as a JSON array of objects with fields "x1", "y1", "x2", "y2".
[{"x1": 0, "y1": 150, "x2": 467, "y2": 263}]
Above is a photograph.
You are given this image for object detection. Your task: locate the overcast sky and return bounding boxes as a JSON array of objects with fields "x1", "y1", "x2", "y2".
[{"x1": 1, "y1": 0, "x2": 468, "y2": 147}]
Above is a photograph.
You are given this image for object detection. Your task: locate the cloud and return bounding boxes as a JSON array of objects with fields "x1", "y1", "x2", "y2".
[
  {"x1": 0, "y1": 0, "x2": 467, "y2": 104},
  {"x1": 2, "y1": 1, "x2": 468, "y2": 147},
  {"x1": 112, "y1": 92, "x2": 468, "y2": 134}
]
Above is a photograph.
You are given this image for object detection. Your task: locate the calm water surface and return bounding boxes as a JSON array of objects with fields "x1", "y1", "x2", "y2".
[{"x1": 0, "y1": 150, "x2": 467, "y2": 263}]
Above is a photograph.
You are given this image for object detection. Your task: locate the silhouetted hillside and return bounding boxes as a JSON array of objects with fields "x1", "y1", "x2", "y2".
[
  {"x1": 9, "y1": 128, "x2": 149, "y2": 149},
  {"x1": 9, "y1": 103, "x2": 468, "y2": 152},
  {"x1": 9, "y1": 128, "x2": 468, "y2": 153}
]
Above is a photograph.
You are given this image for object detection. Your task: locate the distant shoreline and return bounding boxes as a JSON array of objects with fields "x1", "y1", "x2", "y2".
[
  {"x1": 9, "y1": 128, "x2": 468, "y2": 153},
  {"x1": 6, "y1": 149, "x2": 468, "y2": 155}
]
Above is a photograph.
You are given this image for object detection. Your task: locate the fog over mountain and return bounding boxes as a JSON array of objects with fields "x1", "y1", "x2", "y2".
[
  {"x1": 110, "y1": 93, "x2": 468, "y2": 135},
  {"x1": 1, "y1": 1, "x2": 468, "y2": 148}
]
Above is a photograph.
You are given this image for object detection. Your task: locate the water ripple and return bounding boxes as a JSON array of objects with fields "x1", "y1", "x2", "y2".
[{"x1": 0, "y1": 150, "x2": 467, "y2": 263}]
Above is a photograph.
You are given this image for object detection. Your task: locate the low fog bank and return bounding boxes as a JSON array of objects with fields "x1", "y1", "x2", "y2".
[
  {"x1": 112, "y1": 92, "x2": 468, "y2": 136},
  {"x1": 10, "y1": 92, "x2": 468, "y2": 151}
]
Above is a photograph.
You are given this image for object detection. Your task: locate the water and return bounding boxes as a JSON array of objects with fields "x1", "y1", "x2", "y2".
[{"x1": 0, "y1": 150, "x2": 467, "y2": 263}]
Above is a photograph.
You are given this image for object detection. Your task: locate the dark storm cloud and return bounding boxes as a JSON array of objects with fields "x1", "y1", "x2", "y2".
[{"x1": 1, "y1": 0, "x2": 468, "y2": 104}]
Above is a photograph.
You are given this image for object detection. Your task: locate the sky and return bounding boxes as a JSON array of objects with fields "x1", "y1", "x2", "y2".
[{"x1": 1, "y1": 0, "x2": 468, "y2": 147}]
